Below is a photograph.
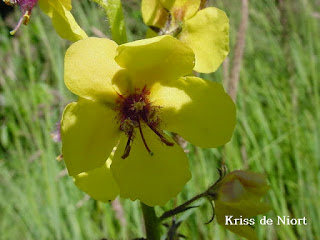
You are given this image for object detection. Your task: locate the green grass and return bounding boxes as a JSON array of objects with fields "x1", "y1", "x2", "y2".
[{"x1": 0, "y1": 0, "x2": 319, "y2": 239}]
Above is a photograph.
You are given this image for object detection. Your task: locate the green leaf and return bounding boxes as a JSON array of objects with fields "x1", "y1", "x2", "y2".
[{"x1": 91, "y1": 0, "x2": 127, "y2": 44}]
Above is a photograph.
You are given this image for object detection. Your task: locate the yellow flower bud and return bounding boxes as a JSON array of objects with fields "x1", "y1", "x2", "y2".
[
  {"x1": 214, "y1": 170, "x2": 271, "y2": 240},
  {"x1": 141, "y1": 0, "x2": 229, "y2": 73}
]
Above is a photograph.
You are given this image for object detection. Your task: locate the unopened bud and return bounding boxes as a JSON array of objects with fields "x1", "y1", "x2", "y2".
[{"x1": 208, "y1": 170, "x2": 270, "y2": 240}]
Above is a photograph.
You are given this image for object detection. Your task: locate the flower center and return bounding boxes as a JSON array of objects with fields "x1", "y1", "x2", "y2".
[{"x1": 116, "y1": 86, "x2": 174, "y2": 159}]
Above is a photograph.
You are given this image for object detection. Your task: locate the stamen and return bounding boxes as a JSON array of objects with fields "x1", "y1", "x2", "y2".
[
  {"x1": 10, "y1": 10, "x2": 30, "y2": 35},
  {"x1": 116, "y1": 91, "x2": 125, "y2": 99},
  {"x1": 138, "y1": 121, "x2": 153, "y2": 156},
  {"x1": 147, "y1": 124, "x2": 174, "y2": 146},
  {"x1": 131, "y1": 101, "x2": 145, "y2": 111},
  {"x1": 118, "y1": 86, "x2": 170, "y2": 158},
  {"x1": 121, "y1": 131, "x2": 133, "y2": 159},
  {"x1": 23, "y1": 12, "x2": 30, "y2": 25},
  {"x1": 4, "y1": 0, "x2": 17, "y2": 6}
]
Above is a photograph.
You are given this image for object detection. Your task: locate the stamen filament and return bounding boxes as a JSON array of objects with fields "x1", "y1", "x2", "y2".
[
  {"x1": 10, "y1": 10, "x2": 30, "y2": 35},
  {"x1": 147, "y1": 124, "x2": 174, "y2": 146},
  {"x1": 4, "y1": 0, "x2": 17, "y2": 6},
  {"x1": 121, "y1": 131, "x2": 133, "y2": 159},
  {"x1": 138, "y1": 121, "x2": 153, "y2": 156}
]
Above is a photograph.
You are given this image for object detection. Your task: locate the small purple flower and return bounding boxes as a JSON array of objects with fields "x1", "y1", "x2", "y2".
[
  {"x1": 17, "y1": 0, "x2": 37, "y2": 12},
  {"x1": 3, "y1": 0, "x2": 38, "y2": 35},
  {"x1": 51, "y1": 122, "x2": 61, "y2": 143}
]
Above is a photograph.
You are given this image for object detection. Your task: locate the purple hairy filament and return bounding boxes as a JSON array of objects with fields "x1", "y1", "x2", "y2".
[
  {"x1": 4, "y1": 0, "x2": 38, "y2": 35},
  {"x1": 116, "y1": 86, "x2": 174, "y2": 159}
]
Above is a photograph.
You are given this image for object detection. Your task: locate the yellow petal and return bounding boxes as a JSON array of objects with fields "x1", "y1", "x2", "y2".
[
  {"x1": 219, "y1": 178, "x2": 246, "y2": 202},
  {"x1": 216, "y1": 199, "x2": 270, "y2": 220},
  {"x1": 217, "y1": 181, "x2": 271, "y2": 218},
  {"x1": 230, "y1": 170, "x2": 270, "y2": 196},
  {"x1": 51, "y1": 5, "x2": 87, "y2": 41},
  {"x1": 74, "y1": 158, "x2": 120, "y2": 202},
  {"x1": 215, "y1": 203, "x2": 258, "y2": 240},
  {"x1": 160, "y1": 0, "x2": 201, "y2": 21},
  {"x1": 39, "y1": 0, "x2": 87, "y2": 41},
  {"x1": 179, "y1": 7, "x2": 229, "y2": 73},
  {"x1": 38, "y1": 0, "x2": 71, "y2": 16},
  {"x1": 150, "y1": 76, "x2": 236, "y2": 148},
  {"x1": 111, "y1": 125, "x2": 191, "y2": 206},
  {"x1": 64, "y1": 37, "x2": 120, "y2": 103},
  {"x1": 58, "y1": 0, "x2": 72, "y2": 11},
  {"x1": 215, "y1": 200, "x2": 269, "y2": 240},
  {"x1": 115, "y1": 35, "x2": 195, "y2": 90},
  {"x1": 215, "y1": 170, "x2": 270, "y2": 240},
  {"x1": 218, "y1": 189, "x2": 271, "y2": 218},
  {"x1": 145, "y1": 28, "x2": 158, "y2": 38},
  {"x1": 61, "y1": 99, "x2": 120, "y2": 176},
  {"x1": 141, "y1": 0, "x2": 169, "y2": 28},
  {"x1": 38, "y1": 0, "x2": 53, "y2": 17}
]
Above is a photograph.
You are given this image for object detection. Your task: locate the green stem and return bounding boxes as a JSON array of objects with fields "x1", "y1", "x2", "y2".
[
  {"x1": 159, "y1": 193, "x2": 206, "y2": 221},
  {"x1": 90, "y1": 0, "x2": 127, "y2": 44},
  {"x1": 141, "y1": 202, "x2": 161, "y2": 240}
]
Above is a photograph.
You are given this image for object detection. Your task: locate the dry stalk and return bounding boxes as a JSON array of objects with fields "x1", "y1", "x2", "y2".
[{"x1": 227, "y1": 0, "x2": 249, "y2": 101}]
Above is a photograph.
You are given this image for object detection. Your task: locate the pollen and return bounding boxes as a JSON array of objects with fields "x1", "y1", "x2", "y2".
[
  {"x1": 4, "y1": 0, "x2": 17, "y2": 6},
  {"x1": 120, "y1": 119, "x2": 136, "y2": 133},
  {"x1": 132, "y1": 101, "x2": 146, "y2": 111}
]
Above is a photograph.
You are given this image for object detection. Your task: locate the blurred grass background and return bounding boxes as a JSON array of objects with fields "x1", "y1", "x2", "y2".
[{"x1": 0, "y1": 0, "x2": 319, "y2": 239}]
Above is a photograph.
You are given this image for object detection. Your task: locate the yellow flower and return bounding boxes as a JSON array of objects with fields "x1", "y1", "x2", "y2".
[
  {"x1": 141, "y1": 0, "x2": 229, "y2": 73},
  {"x1": 61, "y1": 35, "x2": 236, "y2": 206},
  {"x1": 4, "y1": 0, "x2": 87, "y2": 41},
  {"x1": 213, "y1": 170, "x2": 271, "y2": 240}
]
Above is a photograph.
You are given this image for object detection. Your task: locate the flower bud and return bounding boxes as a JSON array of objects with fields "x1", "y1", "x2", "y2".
[{"x1": 213, "y1": 170, "x2": 271, "y2": 240}]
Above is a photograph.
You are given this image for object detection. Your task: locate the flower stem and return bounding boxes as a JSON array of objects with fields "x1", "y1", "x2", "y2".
[
  {"x1": 159, "y1": 193, "x2": 206, "y2": 221},
  {"x1": 159, "y1": 166, "x2": 227, "y2": 222},
  {"x1": 90, "y1": 0, "x2": 127, "y2": 44},
  {"x1": 141, "y1": 202, "x2": 161, "y2": 240}
]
